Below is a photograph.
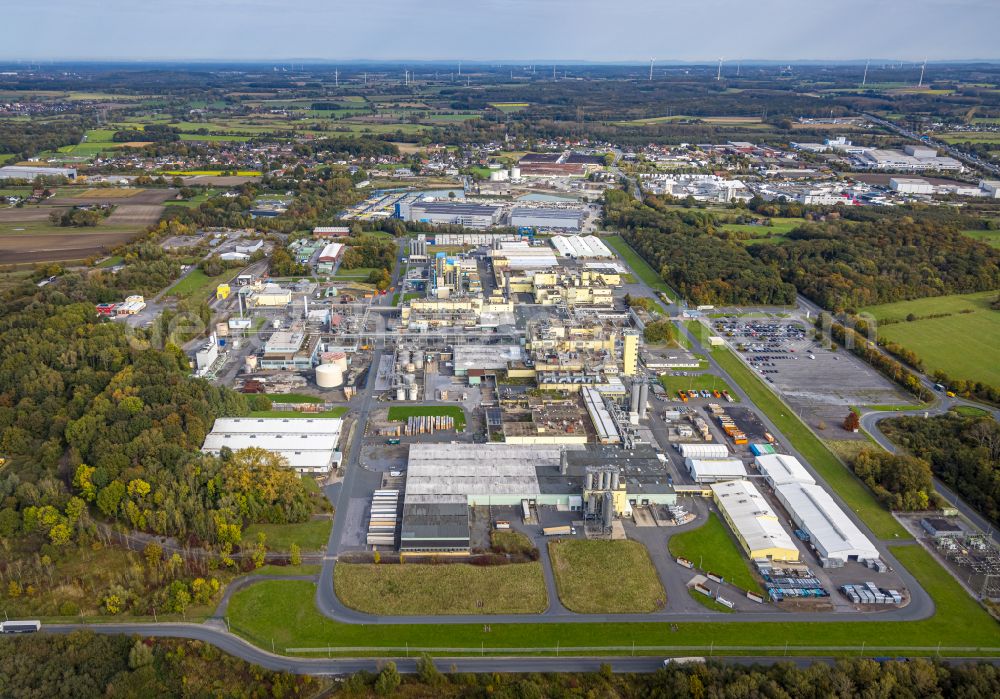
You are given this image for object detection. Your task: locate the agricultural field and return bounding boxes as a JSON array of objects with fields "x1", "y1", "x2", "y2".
[
  {"x1": 387, "y1": 405, "x2": 466, "y2": 430},
  {"x1": 658, "y1": 373, "x2": 739, "y2": 400},
  {"x1": 548, "y1": 540, "x2": 665, "y2": 613},
  {"x1": 0, "y1": 220, "x2": 139, "y2": 264},
  {"x1": 333, "y1": 562, "x2": 547, "y2": 614},
  {"x1": 668, "y1": 513, "x2": 763, "y2": 593},
  {"x1": 862, "y1": 291, "x2": 1000, "y2": 386},
  {"x1": 937, "y1": 132, "x2": 1000, "y2": 144}
]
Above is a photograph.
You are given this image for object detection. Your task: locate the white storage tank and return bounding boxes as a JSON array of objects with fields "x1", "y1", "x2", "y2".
[
  {"x1": 244, "y1": 355, "x2": 258, "y2": 373},
  {"x1": 316, "y1": 363, "x2": 344, "y2": 388},
  {"x1": 396, "y1": 386, "x2": 406, "y2": 401},
  {"x1": 328, "y1": 351, "x2": 348, "y2": 372},
  {"x1": 408, "y1": 384, "x2": 419, "y2": 401}
]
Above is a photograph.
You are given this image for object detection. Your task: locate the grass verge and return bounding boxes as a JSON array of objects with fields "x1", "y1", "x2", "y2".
[
  {"x1": 668, "y1": 513, "x2": 763, "y2": 593},
  {"x1": 549, "y1": 540, "x2": 665, "y2": 613},
  {"x1": 604, "y1": 234, "x2": 676, "y2": 299},
  {"x1": 247, "y1": 408, "x2": 347, "y2": 418},
  {"x1": 687, "y1": 589, "x2": 736, "y2": 613},
  {"x1": 333, "y1": 562, "x2": 547, "y2": 615}
]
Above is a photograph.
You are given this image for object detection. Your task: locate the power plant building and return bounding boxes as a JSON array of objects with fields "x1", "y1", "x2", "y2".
[
  {"x1": 711, "y1": 479, "x2": 800, "y2": 562},
  {"x1": 201, "y1": 417, "x2": 343, "y2": 474}
]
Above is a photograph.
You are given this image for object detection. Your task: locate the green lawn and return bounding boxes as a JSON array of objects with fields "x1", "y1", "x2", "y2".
[
  {"x1": 333, "y1": 563, "x2": 547, "y2": 615},
  {"x1": 96, "y1": 255, "x2": 124, "y2": 268},
  {"x1": 387, "y1": 405, "x2": 466, "y2": 431},
  {"x1": 658, "y1": 373, "x2": 738, "y2": 400},
  {"x1": 669, "y1": 513, "x2": 763, "y2": 593},
  {"x1": 248, "y1": 408, "x2": 347, "y2": 418},
  {"x1": 242, "y1": 519, "x2": 332, "y2": 552},
  {"x1": 165, "y1": 268, "x2": 233, "y2": 300},
  {"x1": 267, "y1": 393, "x2": 325, "y2": 404},
  {"x1": 225, "y1": 545, "x2": 999, "y2": 656},
  {"x1": 549, "y1": 540, "x2": 665, "y2": 613},
  {"x1": 710, "y1": 343, "x2": 909, "y2": 539},
  {"x1": 862, "y1": 291, "x2": 1000, "y2": 386}
]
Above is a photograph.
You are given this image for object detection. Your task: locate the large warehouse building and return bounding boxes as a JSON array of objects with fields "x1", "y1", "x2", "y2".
[
  {"x1": 201, "y1": 417, "x2": 343, "y2": 474},
  {"x1": 510, "y1": 207, "x2": 585, "y2": 231},
  {"x1": 550, "y1": 235, "x2": 614, "y2": 258},
  {"x1": 0, "y1": 165, "x2": 77, "y2": 181},
  {"x1": 404, "y1": 201, "x2": 501, "y2": 228},
  {"x1": 399, "y1": 443, "x2": 675, "y2": 552},
  {"x1": 711, "y1": 479, "x2": 800, "y2": 562},
  {"x1": 775, "y1": 482, "x2": 879, "y2": 566}
]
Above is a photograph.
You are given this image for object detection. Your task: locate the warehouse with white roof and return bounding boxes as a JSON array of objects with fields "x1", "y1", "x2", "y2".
[
  {"x1": 775, "y1": 482, "x2": 879, "y2": 566},
  {"x1": 755, "y1": 453, "x2": 815, "y2": 487},
  {"x1": 711, "y1": 479, "x2": 800, "y2": 562},
  {"x1": 201, "y1": 417, "x2": 343, "y2": 474},
  {"x1": 685, "y1": 457, "x2": 747, "y2": 483},
  {"x1": 550, "y1": 235, "x2": 614, "y2": 259}
]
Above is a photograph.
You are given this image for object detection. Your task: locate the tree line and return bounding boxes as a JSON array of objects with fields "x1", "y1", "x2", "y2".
[{"x1": 882, "y1": 412, "x2": 1000, "y2": 526}]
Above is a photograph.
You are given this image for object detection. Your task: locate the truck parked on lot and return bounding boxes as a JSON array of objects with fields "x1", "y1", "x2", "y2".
[{"x1": 542, "y1": 525, "x2": 572, "y2": 536}]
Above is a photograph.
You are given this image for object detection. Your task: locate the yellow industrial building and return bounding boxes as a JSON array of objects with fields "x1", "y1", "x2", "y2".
[
  {"x1": 711, "y1": 479, "x2": 800, "y2": 562},
  {"x1": 216, "y1": 283, "x2": 231, "y2": 301},
  {"x1": 622, "y1": 331, "x2": 639, "y2": 376}
]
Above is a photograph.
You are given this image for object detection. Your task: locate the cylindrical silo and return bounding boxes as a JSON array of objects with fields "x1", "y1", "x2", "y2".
[
  {"x1": 405, "y1": 373, "x2": 415, "y2": 386},
  {"x1": 611, "y1": 471, "x2": 620, "y2": 490},
  {"x1": 414, "y1": 353, "x2": 424, "y2": 370},
  {"x1": 408, "y1": 384, "x2": 418, "y2": 401},
  {"x1": 244, "y1": 355, "x2": 258, "y2": 373},
  {"x1": 316, "y1": 363, "x2": 343, "y2": 388},
  {"x1": 638, "y1": 382, "x2": 649, "y2": 418},
  {"x1": 396, "y1": 386, "x2": 406, "y2": 401},
  {"x1": 585, "y1": 472, "x2": 594, "y2": 490},
  {"x1": 630, "y1": 384, "x2": 641, "y2": 414}
]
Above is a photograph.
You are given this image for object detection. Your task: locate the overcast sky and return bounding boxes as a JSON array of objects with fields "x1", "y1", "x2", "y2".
[{"x1": 1, "y1": 0, "x2": 997, "y2": 63}]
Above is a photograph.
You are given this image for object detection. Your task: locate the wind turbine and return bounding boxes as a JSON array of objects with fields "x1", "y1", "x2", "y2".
[
  {"x1": 717, "y1": 57, "x2": 724, "y2": 81},
  {"x1": 649, "y1": 58, "x2": 655, "y2": 81},
  {"x1": 861, "y1": 58, "x2": 869, "y2": 87},
  {"x1": 917, "y1": 59, "x2": 926, "y2": 88}
]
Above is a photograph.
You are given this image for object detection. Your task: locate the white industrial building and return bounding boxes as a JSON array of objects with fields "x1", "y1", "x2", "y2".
[
  {"x1": 0, "y1": 165, "x2": 77, "y2": 180},
  {"x1": 677, "y1": 443, "x2": 730, "y2": 459},
  {"x1": 582, "y1": 387, "x2": 619, "y2": 444},
  {"x1": 685, "y1": 457, "x2": 747, "y2": 483},
  {"x1": 201, "y1": 417, "x2": 343, "y2": 474},
  {"x1": 774, "y1": 482, "x2": 879, "y2": 566},
  {"x1": 405, "y1": 201, "x2": 501, "y2": 228},
  {"x1": 890, "y1": 177, "x2": 935, "y2": 195},
  {"x1": 711, "y1": 479, "x2": 800, "y2": 562},
  {"x1": 489, "y1": 240, "x2": 558, "y2": 270},
  {"x1": 550, "y1": 235, "x2": 614, "y2": 259},
  {"x1": 754, "y1": 453, "x2": 815, "y2": 487},
  {"x1": 855, "y1": 148, "x2": 963, "y2": 172},
  {"x1": 510, "y1": 207, "x2": 585, "y2": 231}
]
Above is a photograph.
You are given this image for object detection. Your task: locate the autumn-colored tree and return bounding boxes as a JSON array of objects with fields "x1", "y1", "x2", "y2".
[{"x1": 843, "y1": 410, "x2": 861, "y2": 432}]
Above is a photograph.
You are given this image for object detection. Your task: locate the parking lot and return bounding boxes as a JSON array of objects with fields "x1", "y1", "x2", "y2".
[{"x1": 713, "y1": 316, "x2": 915, "y2": 429}]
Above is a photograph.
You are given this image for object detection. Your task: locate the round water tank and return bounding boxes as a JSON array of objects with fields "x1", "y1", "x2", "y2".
[
  {"x1": 316, "y1": 363, "x2": 343, "y2": 388},
  {"x1": 396, "y1": 386, "x2": 406, "y2": 401},
  {"x1": 408, "y1": 384, "x2": 419, "y2": 401}
]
